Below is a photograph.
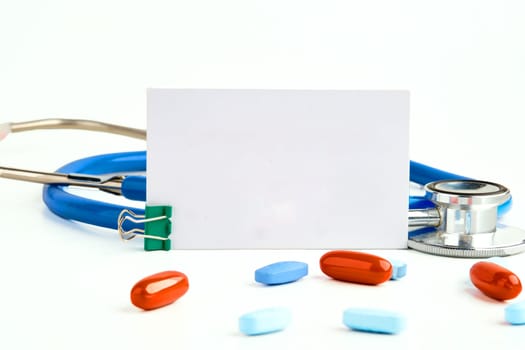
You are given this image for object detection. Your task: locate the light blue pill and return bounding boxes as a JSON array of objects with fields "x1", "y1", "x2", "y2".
[
  {"x1": 389, "y1": 259, "x2": 407, "y2": 280},
  {"x1": 239, "y1": 307, "x2": 292, "y2": 336},
  {"x1": 255, "y1": 261, "x2": 308, "y2": 285},
  {"x1": 343, "y1": 308, "x2": 406, "y2": 334},
  {"x1": 505, "y1": 301, "x2": 525, "y2": 325}
]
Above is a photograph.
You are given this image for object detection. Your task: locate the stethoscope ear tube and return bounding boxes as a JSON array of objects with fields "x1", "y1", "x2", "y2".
[
  {"x1": 409, "y1": 161, "x2": 470, "y2": 184},
  {"x1": 122, "y1": 176, "x2": 147, "y2": 201}
]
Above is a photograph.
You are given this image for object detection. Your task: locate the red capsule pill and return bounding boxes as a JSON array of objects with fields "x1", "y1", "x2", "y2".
[
  {"x1": 469, "y1": 261, "x2": 522, "y2": 301},
  {"x1": 130, "y1": 271, "x2": 189, "y2": 310},
  {"x1": 320, "y1": 250, "x2": 392, "y2": 285}
]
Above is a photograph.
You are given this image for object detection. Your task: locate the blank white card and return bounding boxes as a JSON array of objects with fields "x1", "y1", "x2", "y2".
[{"x1": 147, "y1": 89, "x2": 409, "y2": 249}]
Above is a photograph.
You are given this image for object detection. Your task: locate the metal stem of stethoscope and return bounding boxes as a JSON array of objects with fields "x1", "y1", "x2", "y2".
[
  {"x1": 408, "y1": 179, "x2": 525, "y2": 258},
  {"x1": 408, "y1": 208, "x2": 440, "y2": 227},
  {"x1": 0, "y1": 166, "x2": 126, "y2": 196}
]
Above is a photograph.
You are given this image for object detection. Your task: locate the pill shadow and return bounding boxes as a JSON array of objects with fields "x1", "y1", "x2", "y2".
[
  {"x1": 309, "y1": 274, "x2": 392, "y2": 288},
  {"x1": 232, "y1": 330, "x2": 286, "y2": 338},
  {"x1": 247, "y1": 278, "x2": 309, "y2": 288},
  {"x1": 118, "y1": 304, "x2": 164, "y2": 313},
  {"x1": 117, "y1": 301, "x2": 188, "y2": 314},
  {"x1": 117, "y1": 304, "x2": 155, "y2": 314},
  {"x1": 308, "y1": 275, "x2": 341, "y2": 284},
  {"x1": 464, "y1": 286, "x2": 506, "y2": 304},
  {"x1": 334, "y1": 325, "x2": 400, "y2": 336}
]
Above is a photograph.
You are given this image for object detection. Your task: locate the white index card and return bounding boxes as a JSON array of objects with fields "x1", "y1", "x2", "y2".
[{"x1": 147, "y1": 89, "x2": 409, "y2": 249}]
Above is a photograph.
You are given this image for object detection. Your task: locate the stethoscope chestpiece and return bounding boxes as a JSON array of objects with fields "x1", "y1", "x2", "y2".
[{"x1": 408, "y1": 179, "x2": 525, "y2": 258}]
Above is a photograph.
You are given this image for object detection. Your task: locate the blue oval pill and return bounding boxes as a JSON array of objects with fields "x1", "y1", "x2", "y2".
[
  {"x1": 239, "y1": 307, "x2": 292, "y2": 336},
  {"x1": 343, "y1": 308, "x2": 406, "y2": 334},
  {"x1": 388, "y1": 259, "x2": 407, "y2": 280},
  {"x1": 505, "y1": 301, "x2": 525, "y2": 325},
  {"x1": 255, "y1": 261, "x2": 308, "y2": 285}
]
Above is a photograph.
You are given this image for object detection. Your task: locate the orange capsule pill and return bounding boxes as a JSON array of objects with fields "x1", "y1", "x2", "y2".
[
  {"x1": 320, "y1": 250, "x2": 392, "y2": 285},
  {"x1": 469, "y1": 261, "x2": 522, "y2": 301},
  {"x1": 130, "y1": 271, "x2": 189, "y2": 310}
]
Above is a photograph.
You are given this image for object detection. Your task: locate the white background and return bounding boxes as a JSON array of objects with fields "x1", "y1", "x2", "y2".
[{"x1": 1, "y1": 1, "x2": 525, "y2": 349}]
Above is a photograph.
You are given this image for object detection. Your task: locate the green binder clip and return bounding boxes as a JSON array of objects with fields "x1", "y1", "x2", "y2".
[{"x1": 117, "y1": 205, "x2": 172, "y2": 251}]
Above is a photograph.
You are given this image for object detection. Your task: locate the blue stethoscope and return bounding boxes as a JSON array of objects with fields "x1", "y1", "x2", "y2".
[
  {"x1": 1, "y1": 119, "x2": 524, "y2": 257},
  {"x1": 42, "y1": 151, "x2": 461, "y2": 228}
]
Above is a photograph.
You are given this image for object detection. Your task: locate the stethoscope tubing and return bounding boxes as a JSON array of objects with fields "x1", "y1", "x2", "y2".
[
  {"x1": 43, "y1": 151, "x2": 146, "y2": 230},
  {"x1": 408, "y1": 161, "x2": 470, "y2": 209},
  {"x1": 42, "y1": 152, "x2": 511, "y2": 231}
]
